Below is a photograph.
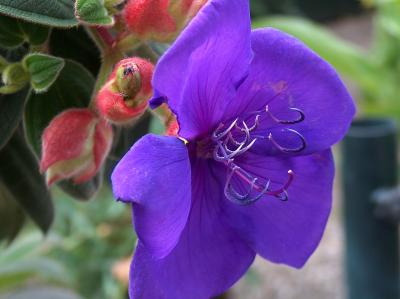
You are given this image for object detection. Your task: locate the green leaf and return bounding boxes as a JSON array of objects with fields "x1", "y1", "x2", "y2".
[
  {"x1": 0, "y1": 131, "x2": 54, "y2": 233},
  {"x1": 0, "y1": 15, "x2": 24, "y2": 48},
  {"x1": 23, "y1": 54, "x2": 65, "y2": 93},
  {"x1": 0, "y1": 182, "x2": 25, "y2": 243},
  {"x1": 75, "y1": 0, "x2": 114, "y2": 26},
  {"x1": 2, "y1": 286, "x2": 83, "y2": 299},
  {"x1": 0, "y1": 0, "x2": 78, "y2": 28},
  {"x1": 0, "y1": 232, "x2": 72, "y2": 291},
  {"x1": 0, "y1": 132, "x2": 53, "y2": 232},
  {"x1": 0, "y1": 88, "x2": 29, "y2": 150},
  {"x1": 49, "y1": 28, "x2": 100, "y2": 76},
  {"x1": 18, "y1": 21, "x2": 50, "y2": 46},
  {"x1": 0, "y1": 15, "x2": 50, "y2": 48},
  {"x1": 24, "y1": 60, "x2": 101, "y2": 200}
]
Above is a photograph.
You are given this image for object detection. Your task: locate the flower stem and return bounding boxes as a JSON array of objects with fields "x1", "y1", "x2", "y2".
[
  {"x1": 137, "y1": 43, "x2": 159, "y2": 64},
  {"x1": 86, "y1": 26, "x2": 114, "y2": 52},
  {"x1": 85, "y1": 26, "x2": 126, "y2": 110}
]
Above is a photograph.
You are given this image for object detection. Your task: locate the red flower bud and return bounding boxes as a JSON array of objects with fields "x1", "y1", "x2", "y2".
[
  {"x1": 124, "y1": 0, "x2": 176, "y2": 42},
  {"x1": 40, "y1": 108, "x2": 113, "y2": 186},
  {"x1": 123, "y1": 0, "x2": 207, "y2": 42},
  {"x1": 96, "y1": 58, "x2": 154, "y2": 124}
]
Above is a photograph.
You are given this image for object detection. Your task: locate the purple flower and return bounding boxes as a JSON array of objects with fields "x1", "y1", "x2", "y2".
[{"x1": 111, "y1": 0, "x2": 355, "y2": 298}]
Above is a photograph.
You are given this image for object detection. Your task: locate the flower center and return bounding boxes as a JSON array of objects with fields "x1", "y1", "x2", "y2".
[
  {"x1": 195, "y1": 137, "x2": 215, "y2": 159},
  {"x1": 210, "y1": 104, "x2": 307, "y2": 205}
]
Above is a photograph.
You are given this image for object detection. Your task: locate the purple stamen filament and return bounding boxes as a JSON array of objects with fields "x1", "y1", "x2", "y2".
[{"x1": 210, "y1": 104, "x2": 306, "y2": 204}]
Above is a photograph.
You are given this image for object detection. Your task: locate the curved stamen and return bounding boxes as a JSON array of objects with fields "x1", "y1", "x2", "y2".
[
  {"x1": 247, "y1": 115, "x2": 260, "y2": 132},
  {"x1": 224, "y1": 166, "x2": 271, "y2": 205},
  {"x1": 216, "y1": 137, "x2": 258, "y2": 162},
  {"x1": 265, "y1": 170, "x2": 294, "y2": 201},
  {"x1": 268, "y1": 129, "x2": 306, "y2": 153},
  {"x1": 212, "y1": 118, "x2": 238, "y2": 141},
  {"x1": 213, "y1": 142, "x2": 232, "y2": 161},
  {"x1": 234, "y1": 121, "x2": 251, "y2": 141},
  {"x1": 223, "y1": 141, "x2": 245, "y2": 157},
  {"x1": 266, "y1": 105, "x2": 305, "y2": 124},
  {"x1": 235, "y1": 115, "x2": 260, "y2": 133},
  {"x1": 223, "y1": 132, "x2": 248, "y2": 153},
  {"x1": 228, "y1": 132, "x2": 244, "y2": 146}
]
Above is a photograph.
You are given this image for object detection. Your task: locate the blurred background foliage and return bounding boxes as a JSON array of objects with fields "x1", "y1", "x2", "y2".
[{"x1": 1, "y1": 0, "x2": 400, "y2": 298}]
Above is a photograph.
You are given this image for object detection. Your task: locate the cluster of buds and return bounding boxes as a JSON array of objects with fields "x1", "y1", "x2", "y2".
[
  {"x1": 37, "y1": 1, "x2": 205, "y2": 189},
  {"x1": 40, "y1": 57, "x2": 155, "y2": 187},
  {"x1": 123, "y1": 0, "x2": 207, "y2": 42},
  {"x1": 40, "y1": 109, "x2": 113, "y2": 186},
  {"x1": 96, "y1": 57, "x2": 154, "y2": 124}
]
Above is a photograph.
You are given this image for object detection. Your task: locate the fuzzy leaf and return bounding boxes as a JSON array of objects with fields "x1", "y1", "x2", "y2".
[
  {"x1": 23, "y1": 54, "x2": 65, "y2": 93},
  {"x1": 0, "y1": 16, "x2": 24, "y2": 49},
  {"x1": 0, "y1": 15, "x2": 50, "y2": 49},
  {"x1": 18, "y1": 21, "x2": 49, "y2": 46},
  {"x1": 0, "y1": 0, "x2": 77, "y2": 28},
  {"x1": 0, "y1": 88, "x2": 29, "y2": 150},
  {"x1": 49, "y1": 28, "x2": 100, "y2": 75},
  {"x1": 0, "y1": 131, "x2": 54, "y2": 233},
  {"x1": 0, "y1": 182, "x2": 25, "y2": 243},
  {"x1": 75, "y1": 0, "x2": 114, "y2": 26}
]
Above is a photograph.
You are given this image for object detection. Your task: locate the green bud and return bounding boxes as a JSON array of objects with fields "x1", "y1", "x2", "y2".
[
  {"x1": 1, "y1": 63, "x2": 29, "y2": 94},
  {"x1": 114, "y1": 62, "x2": 142, "y2": 100}
]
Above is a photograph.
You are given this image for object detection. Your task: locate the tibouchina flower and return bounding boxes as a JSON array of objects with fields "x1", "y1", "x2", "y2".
[{"x1": 112, "y1": 0, "x2": 355, "y2": 298}]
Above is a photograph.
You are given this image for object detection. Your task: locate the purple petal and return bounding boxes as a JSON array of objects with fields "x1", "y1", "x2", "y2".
[
  {"x1": 151, "y1": 0, "x2": 252, "y2": 139},
  {"x1": 230, "y1": 28, "x2": 355, "y2": 155},
  {"x1": 224, "y1": 150, "x2": 334, "y2": 268},
  {"x1": 129, "y1": 159, "x2": 255, "y2": 299},
  {"x1": 111, "y1": 134, "x2": 191, "y2": 259}
]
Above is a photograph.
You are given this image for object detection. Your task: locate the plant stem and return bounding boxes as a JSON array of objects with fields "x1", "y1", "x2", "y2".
[
  {"x1": 137, "y1": 43, "x2": 159, "y2": 63},
  {"x1": 86, "y1": 26, "x2": 114, "y2": 52},
  {"x1": 85, "y1": 26, "x2": 126, "y2": 110}
]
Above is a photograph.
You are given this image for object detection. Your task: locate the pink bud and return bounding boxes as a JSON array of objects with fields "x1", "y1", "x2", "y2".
[
  {"x1": 123, "y1": 0, "x2": 207, "y2": 42},
  {"x1": 96, "y1": 57, "x2": 154, "y2": 124},
  {"x1": 40, "y1": 108, "x2": 113, "y2": 186},
  {"x1": 123, "y1": 0, "x2": 176, "y2": 42}
]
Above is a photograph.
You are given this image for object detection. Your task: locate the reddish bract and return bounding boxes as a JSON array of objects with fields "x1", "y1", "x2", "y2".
[
  {"x1": 40, "y1": 108, "x2": 113, "y2": 186},
  {"x1": 96, "y1": 57, "x2": 154, "y2": 124},
  {"x1": 124, "y1": 0, "x2": 176, "y2": 41}
]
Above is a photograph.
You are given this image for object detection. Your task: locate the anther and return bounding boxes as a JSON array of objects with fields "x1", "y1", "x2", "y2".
[
  {"x1": 265, "y1": 105, "x2": 305, "y2": 124},
  {"x1": 268, "y1": 129, "x2": 306, "y2": 153}
]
